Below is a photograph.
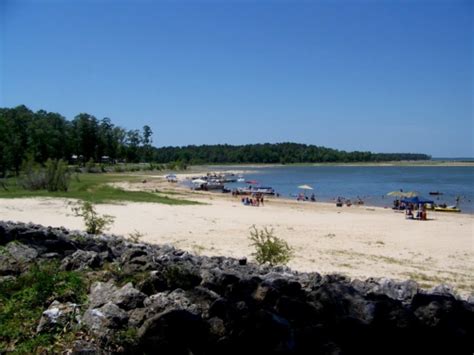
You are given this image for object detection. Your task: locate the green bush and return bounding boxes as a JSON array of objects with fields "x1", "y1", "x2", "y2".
[
  {"x1": 20, "y1": 158, "x2": 46, "y2": 190},
  {"x1": 113, "y1": 165, "x2": 125, "y2": 173},
  {"x1": 44, "y1": 159, "x2": 70, "y2": 192},
  {"x1": 20, "y1": 157, "x2": 70, "y2": 191},
  {"x1": 72, "y1": 201, "x2": 115, "y2": 234},
  {"x1": 85, "y1": 158, "x2": 96, "y2": 173},
  {"x1": 249, "y1": 226, "x2": 293, "y2": 266}
]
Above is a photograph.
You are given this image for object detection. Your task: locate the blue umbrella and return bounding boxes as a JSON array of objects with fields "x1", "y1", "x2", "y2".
[{"x1": 401, "y1": 196, "x2": 434, "y2": 204}]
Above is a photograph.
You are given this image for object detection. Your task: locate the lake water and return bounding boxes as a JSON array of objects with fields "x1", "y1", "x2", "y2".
[{"x1": 215, "y1": 165, "x2": 474, "y2": 213}]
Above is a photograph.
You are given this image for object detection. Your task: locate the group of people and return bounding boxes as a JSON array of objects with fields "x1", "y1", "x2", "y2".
[
  {"x1": 241, "y1": 194, "x2": 265, "y2": 207},
  {"x1": 405, "y1": 204, "x2": 428, "y2": 220},
  {"x1": 335, "y1": 196, "x2": 364, "y2": 207},
  {"x1": 297, "y1": 193, "x2": 316, "y2": 202}
]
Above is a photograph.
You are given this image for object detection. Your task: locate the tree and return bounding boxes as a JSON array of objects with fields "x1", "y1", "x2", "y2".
[
  {"x1": 142, "y1": 125, "x2": 153, "y2": 162},
  {"x1": 125, "y1": 129, "x2": 142, "y2": 163},
  {"x1": 71, "y1": 113, "x2": 99, "y2": 162}
]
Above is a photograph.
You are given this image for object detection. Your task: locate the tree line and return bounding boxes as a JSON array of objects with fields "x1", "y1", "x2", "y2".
[
  {"x1": 153, "y1": 143, "x2": 431, "y2": 165},
  {"x1": 0, "y1": 105, "x2": 153, "y2": 176},
  {"x1": 0, "y1": 105, "x2": 431, "y2": 177}
]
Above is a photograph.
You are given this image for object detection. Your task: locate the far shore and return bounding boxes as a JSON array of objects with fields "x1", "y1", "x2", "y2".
[{"x1": 188, "y1": 160, "x2": 474, "y2": 169}]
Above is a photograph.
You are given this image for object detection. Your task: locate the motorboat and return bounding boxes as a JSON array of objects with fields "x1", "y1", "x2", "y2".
[
  {"x1": 433, "y1": 206, "x2": 461, "y2": 213},
  {"x1": 429, "y1": 191, "x2": 443, "y2": 196},
  {"x1": 252, "y1": 186, "x2": 275, "y2": 195},
  {"x1": 235, "y1": 186, "x2": 276, "y2": 195}
]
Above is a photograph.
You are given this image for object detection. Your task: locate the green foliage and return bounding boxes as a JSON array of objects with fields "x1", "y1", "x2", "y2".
[
  {"x1": 114, "y1": 328, "x2": 139, "y2": 349},
  {"x1": 45, "y1": 158, "x2": 70, "y2": 191},
  {"x1": 20, "y1": 155, "x2": 47, "y2": 190},
  {"x1": 249, "y1": 226, "x2": 293, "y2": 266},
  {"x1": 72, "y1": 201, "x2": 115, "y2": 234},
  {"x1": 152, "y1": 143, "x2": 431, "y2": 164},
  {"x1": 0, "y1": 105, "x2": 431, "y2": 175},
  {"x1": 0, "y1": 173, "x2": 199, "y2": 205},
  {"x1": 20, "y1": 157, "x2": 70, "y2": 192},
  {"x1": 0, "y1": 261, "x2": 87, "y2": 353},
  {"x1": 85, "y1": 158, "x2": 96, "y2": 173}
]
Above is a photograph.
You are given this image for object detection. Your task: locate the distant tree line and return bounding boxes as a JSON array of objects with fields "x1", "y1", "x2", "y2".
[
  {"x1": 0, "y1": 105, "x2": 431, "y2": 177},
  {"x1": 153, "y1": 143, "x2": 431, "y2": 165}
]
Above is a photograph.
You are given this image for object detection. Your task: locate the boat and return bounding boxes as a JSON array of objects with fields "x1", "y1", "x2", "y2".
[
  {"x1": 235, "y1": 186, "x2": 276, "y2": 195},
  {"x1": 201, "y1": 182, "x2": 225, "y2": 191},
  {"x1": 429, "y1": 191, "x2": 443, "y2": 196},
  {"x1": 433, "y1": 206, "x2": 461, "y2": 213},
  {"x1": 252, "y1": 186, "x2": 276, "y2": 195}
]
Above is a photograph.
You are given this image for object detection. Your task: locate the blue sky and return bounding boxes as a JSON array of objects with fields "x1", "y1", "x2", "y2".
[{"x1": 1, "y1": 0, "x2": 472, "y2": 157}]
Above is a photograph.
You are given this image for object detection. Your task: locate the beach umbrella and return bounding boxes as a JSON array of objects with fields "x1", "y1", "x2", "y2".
[
  {"x1": 298, "y1": 184, "x2": 313, "y2": 190},
  {"x1": 387, "y1": 191, "x2": 406, "y2": 197},
  {"x1": 192, "y1": 178, "x2": 207, "y2": 184},
  {"x1": 404, "y1": 191, "x2": 419, "y2": 198}
]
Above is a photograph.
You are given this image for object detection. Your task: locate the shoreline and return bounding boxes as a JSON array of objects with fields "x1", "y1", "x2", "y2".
[
  {"x1": 166, "y1": 170, "x2": 474, "y2": 215},
  {"x1": 1, "y1": 173, "x2": 472, "y2": 297}
]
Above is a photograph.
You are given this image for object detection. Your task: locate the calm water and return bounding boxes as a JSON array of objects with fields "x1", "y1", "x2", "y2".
[{"x1": 217, "y1": 166, "x2": 474, "y2": 213}]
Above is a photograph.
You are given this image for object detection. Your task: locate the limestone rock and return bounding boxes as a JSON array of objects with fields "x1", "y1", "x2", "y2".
[
  {"x1": 37, "y1": 300, "x2": 80, "y2": 333},
  {"x1": 82, "y1": 302, "x2": 128, "y2": 337},
  {"x1": 60, "y1": 250, "x2": 101, "y2": 271}
]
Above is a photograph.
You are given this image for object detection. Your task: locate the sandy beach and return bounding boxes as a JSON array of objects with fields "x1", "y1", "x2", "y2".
[{"x1": 0, "y1": 175, "x2": 472, "y2": 296}]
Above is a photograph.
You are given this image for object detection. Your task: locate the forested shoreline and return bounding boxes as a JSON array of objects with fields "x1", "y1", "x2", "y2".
[{"x1": 0, "y1": 105, "x2": 431, "y2": 176}]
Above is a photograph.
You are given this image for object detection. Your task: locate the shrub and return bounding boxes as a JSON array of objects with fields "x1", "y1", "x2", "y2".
[
  {"x1": 249, "y1": 226, "x2": 293, "y2": 266},
  {"x1": 72, "y1": 201, "x2": 115, "y2": 234},
  {"x1": 85, "y1": 158, "x2": 96, "y2": 173},
  {"x1": 44, "y1": 158, "x2": 70, "y2": 191},
  {"x1": 113, "y1": 165, "x2": 125, "y2": 173},
  {"x1": 20, "y1": 157, "x2": 70, "y2": 191},
  {"x1": 20, "y1": 156, "x2": 45, "y2": 190}
]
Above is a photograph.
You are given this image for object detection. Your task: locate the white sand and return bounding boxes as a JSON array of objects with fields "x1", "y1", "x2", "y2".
[{"x1": 1, "y1": 180, "x2": 473, "y2": 296}]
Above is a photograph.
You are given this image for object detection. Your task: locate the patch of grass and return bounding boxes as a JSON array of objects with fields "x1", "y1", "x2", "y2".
[
  {"x1": 0, "y1": 261, "x2": 88, "y2": 353},
  {"x1": 0, "y1": 173, "x2": 198, "y2": 205}
]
